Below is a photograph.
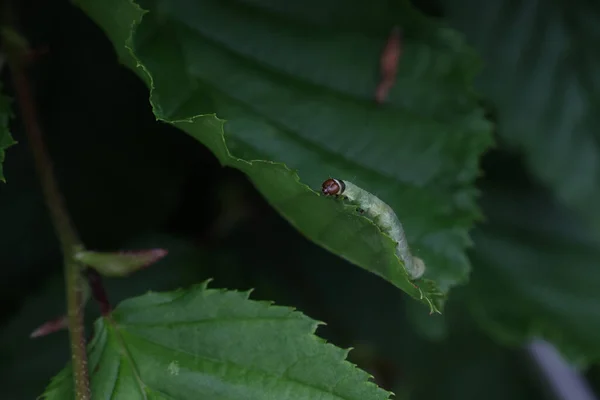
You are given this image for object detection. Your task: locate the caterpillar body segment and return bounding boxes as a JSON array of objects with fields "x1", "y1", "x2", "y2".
[{"x1": 321, "y1": 178, "x2": 425, "y2": 280}]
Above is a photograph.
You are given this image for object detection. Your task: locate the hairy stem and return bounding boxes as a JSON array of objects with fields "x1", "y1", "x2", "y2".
[{"x1": 1, "y1": 7, "x2": 90, "y2": 399}]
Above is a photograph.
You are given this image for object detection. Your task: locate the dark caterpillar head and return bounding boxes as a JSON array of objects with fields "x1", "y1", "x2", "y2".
[{"x1": 321, "y1": 178, "x2": 345, "y2": 196}]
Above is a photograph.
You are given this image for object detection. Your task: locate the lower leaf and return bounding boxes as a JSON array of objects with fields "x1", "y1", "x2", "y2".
[{"x1": 41, "y1": 282, "x2": 391, "y2": 399}]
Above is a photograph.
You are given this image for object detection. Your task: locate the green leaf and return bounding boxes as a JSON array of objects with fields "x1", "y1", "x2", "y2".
[
  {"x1": 469, "y1": 185, "x2": 600, "y2": 366},
  {"x1": 75, "y1": 0, "x2": 493, "y2": 311},
  {"x1": 0, "y1": 81, "x2": 16, "y2": 182},
  {"x1": 443, "y1": 0, "x2": 600, "y2": 231},
  {"x1": 41, "y1": 282, "x2": 391, "y2": 399},
  {"x1": 74, "y1": 248, "x2": 168, "y2": 277}
]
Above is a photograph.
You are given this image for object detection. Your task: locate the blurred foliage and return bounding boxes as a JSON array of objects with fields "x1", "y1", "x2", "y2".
[
  {"x1": 0, "y1": 0, "x2": 599, "y2": 398},
  {"x1": 443, "y1": 0, "x2": 600, "y2": 232},
  {"x1": 441, "y1": 0, "x2": 600, "y2": 365},
  {"x1": 0, "y1": 81, "x2": 16, "y2": 182},
  {"x1": 470, "y1": 176, "x2": 600, "y2": 366}
]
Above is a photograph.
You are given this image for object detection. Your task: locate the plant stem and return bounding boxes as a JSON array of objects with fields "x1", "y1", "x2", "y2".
[
  {"x1": 85, "y1": 268, "x2": 112, "y2": 316},
  {"x1": 1, "y1": 10, "x2": 91, "y2": 400}
]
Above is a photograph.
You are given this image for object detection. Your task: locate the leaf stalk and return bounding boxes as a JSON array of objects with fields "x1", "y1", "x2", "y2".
[{"x1": 1, "y1": 4, "x2": 91, "y2": 399}]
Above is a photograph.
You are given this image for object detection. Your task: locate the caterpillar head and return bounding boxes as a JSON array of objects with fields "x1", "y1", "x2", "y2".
[{"x1": 321, "y1": 178, "x2": 345, "y2": 196}]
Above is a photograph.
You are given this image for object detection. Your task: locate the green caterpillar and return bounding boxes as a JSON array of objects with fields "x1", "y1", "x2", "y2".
[{"x1": 321, "y1": 178, "x2": 425, "y2": 280}]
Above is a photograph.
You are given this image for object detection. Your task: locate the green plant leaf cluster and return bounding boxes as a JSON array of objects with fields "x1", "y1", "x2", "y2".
[
  {"x1": 75, "y1": 0, "x2": 494, "y2": 311},
  {"x1": 42, "y1": 282, "x2": 391, "y2": 400}
]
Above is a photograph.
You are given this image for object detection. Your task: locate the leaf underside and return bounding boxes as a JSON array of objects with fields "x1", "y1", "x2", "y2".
[
  {"x1": 74, "y1": 0, "x2": 493, "y2": 311},
  {"x1": 42, "y1": 283, "x2": 391, "y2": 399}
]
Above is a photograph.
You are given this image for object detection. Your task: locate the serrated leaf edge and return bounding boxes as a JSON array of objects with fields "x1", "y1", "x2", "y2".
[
  {"x1": 41, "y1": 280, "x2": 393, "y2": 399},
  {"x1": 114, "y1": 0, "x2": 441, "y2": 312}
]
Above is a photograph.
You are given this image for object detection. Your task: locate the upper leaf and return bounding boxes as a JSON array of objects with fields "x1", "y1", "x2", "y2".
[
  {"x1": 0, "y1": 81, "x2": 16, "y2": 182},
  {"x1": 75, "y1": 0, "x2": 493, "y2": 310},
  {"x1": 443, "y1": 0, "x2": 600, "y2": 232},
  {"x1": 42, "y1": 282, "x2": 391, "y2": 399}
]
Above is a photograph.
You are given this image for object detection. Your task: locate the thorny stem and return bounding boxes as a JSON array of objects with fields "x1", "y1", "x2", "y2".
[{"x1": 1, "y1": 5, "x2": 91, "y2": 399}]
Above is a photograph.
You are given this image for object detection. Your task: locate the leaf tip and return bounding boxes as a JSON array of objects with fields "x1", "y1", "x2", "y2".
[
  {"x1": 199, "y1": 278, "x2": 214, "y2": 290},
  {"x1": 30, "y1": 315, "x2": 68, "y2": 338}
]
